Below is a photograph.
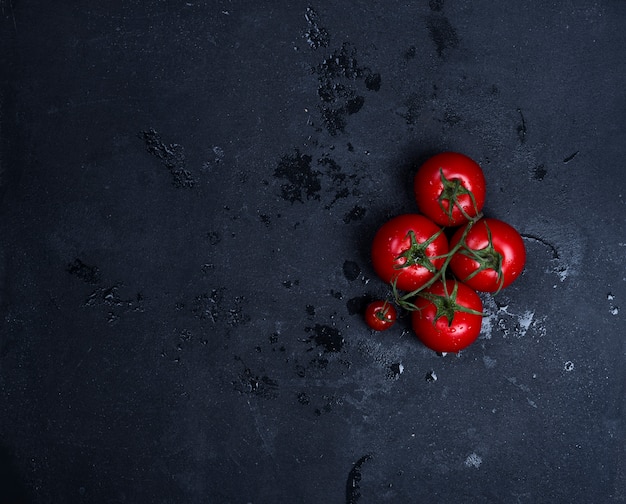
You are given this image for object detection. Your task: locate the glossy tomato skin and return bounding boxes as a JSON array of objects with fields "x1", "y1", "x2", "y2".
[
  {"x1": 414, "y1": 152, "x2": 486, "y2": 226},
  {"x1": 371, "y1": 214, "x2": 448, "y2": 292},
  {"x1": 449, "y1": 218, "x2": 526, "y2": 293},
  {"x1": 411, "y1": 280, "x2": 483, "y2": 353},
  {"x1": 364, "y1": 300, "x2": 397, "y2": 331}
]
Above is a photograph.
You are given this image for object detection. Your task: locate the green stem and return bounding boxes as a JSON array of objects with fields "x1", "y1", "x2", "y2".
[
  {"x1": 437, "y1": 168, "x2": 481, "y2": 223},
  {"x1": 394, "y1": 212, "x2": 483, "y2": 310}
]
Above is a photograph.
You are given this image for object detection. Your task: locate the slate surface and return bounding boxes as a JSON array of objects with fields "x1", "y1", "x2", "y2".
[{"x1": 1, "y1": 1, "x2": 625, "y2": 503}]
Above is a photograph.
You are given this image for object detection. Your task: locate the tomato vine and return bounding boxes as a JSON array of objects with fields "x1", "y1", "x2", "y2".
[{"x1": 366, "y1": 151, "x2": 526, "y2": 353}]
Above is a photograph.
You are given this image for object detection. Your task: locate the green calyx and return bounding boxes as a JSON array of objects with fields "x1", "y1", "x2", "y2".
[
  {"x1": 458, "y1": 221, "x2": 505, "y2": 293},
  {"x1": 418, "y1": 281, "x2": 484, "y2": 327},
  {"x1": 437, "y1": 168, "x2": 480, "y2": 222},
  {"x1": 392, "y1": 214, "x2": 485, "y2": 313},
  {"x1": 393, "y1": 229, "x2": 444, "y2": 274},
  {"x1": 389, "y1": 177, "x2": 491, "y2": 320},
  {"x1": 375, "y1": 301, "x2": 393, "y2": 321}
]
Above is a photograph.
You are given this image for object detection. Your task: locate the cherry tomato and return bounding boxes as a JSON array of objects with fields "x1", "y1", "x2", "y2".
[
  {"x1": 364, "y1": 300, "x2": 397, "y2": 331},
  {"x1": 371, "y1": 214, "x2": 449, "y2": 292},
  {"x1": 414, "y1": 152, "x2": 486, "y2": 226},
  {"x1": 411, "y1": 279, "x2": 483, "y2": 353},
  {"x1": 449, "y1": 218, "x2": 526, "y2": 293}
]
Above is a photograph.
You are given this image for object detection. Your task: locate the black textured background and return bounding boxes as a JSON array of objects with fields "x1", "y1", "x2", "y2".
[{"x1": 1, "y1": 1, "x2": 625, "y2": 503}]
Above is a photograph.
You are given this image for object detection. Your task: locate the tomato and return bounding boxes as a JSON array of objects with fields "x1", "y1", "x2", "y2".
[
  {"x1": 449, "y1": 218, "x2": 526, "y2": 293},
  {"x1": 411, "y1": 279, "x2": 483, "y2": 353},
  {"x1": 364, "y1": 300, "x2": 397, "y2": 331},
  {"x1": 371, "y1": 214, "x2": 448, "y2": 292},
  {"x1": 414, "y1": 152, "x2": 486, "y2": 226}
]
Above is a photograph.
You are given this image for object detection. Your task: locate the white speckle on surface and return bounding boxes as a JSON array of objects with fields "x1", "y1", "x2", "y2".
[
  {"x1": 607, "y1": 293, "x2": 619, "y2": 315},
  {"x1": 497, "y1": 306, "x2": 535, "y2": 338},
  {"x1": 556, "y1": 266, "x2": 569, "y2": 282},
  {"x1": 518, "y1": 310, "x2": 534, "y2": 335},
  {"x1": 506, "y1": 376, "x2": 538, "y2": 407},
  {"x1": 479, "y1": 304, "x2": 494, "y2": 339},
  {"x1": 529, "y1": 316, "x2": 547, "y2": 339},
  {"x1": 507, "y1": 376, "x2": 530, "y2": 393},
  {"x1": 479, "y1": 294, "x2": 544, "y2": 340},
  {"x1": 564, "y1": 361, "x2": 575, "y2": 372},
  {"x1": 483, "y1": 355, "x2": 497, "y2": 369},
  {"x1": 464, "y1": 452, "x2": 482, "y2": 468}
]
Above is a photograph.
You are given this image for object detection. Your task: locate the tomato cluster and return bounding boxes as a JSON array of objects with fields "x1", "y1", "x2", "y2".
[{"x1": 364, "y1": 152, "x2": 526, "y2": 353}]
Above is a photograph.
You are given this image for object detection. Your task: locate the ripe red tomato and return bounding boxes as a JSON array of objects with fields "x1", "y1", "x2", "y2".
[
  {"x1": 371, "y1": 214, "x2": 448, "y2": 292},
  {"x1": 414, "y1": 152, "x2": 486, "y2": 226},
  {"x1": 364, "y1": 300, "x2": 397, "y2": 331},
  {"x1": 449, "y1": 218, "x2": 526, "y2": 293},
  {"x1": 411, "y1": 279, "x2": 483, "y2": 353}
]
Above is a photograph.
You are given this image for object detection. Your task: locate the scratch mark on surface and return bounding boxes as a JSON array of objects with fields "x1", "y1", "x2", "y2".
[
  {"x1": 521, "y1": 234, "x2": 558, "y2": 259},
  {"x1": 140, "y1": 129, "x2": 195, "y2": 188},
  {"x1": 1, "y1": 0, "x2": 18, "y2": 34},
  {"x1": 516, "y1": 108, "x2": 527, "y2": 143},
  {"x1": 563, "y1": 151, "x2": 579, "y2": 163},
  {"x1": 464, "y1": 452, "x2": 482, "y2": 468},
  {"x1": 346, "y1": 454, "x2": 372, "y2": 504},
  {"x1": 506, "y1": 376, "x2": 538, "y2": 408},
  {"x1": 246, "y1": 398, "x2": 277, "y2": 461}
]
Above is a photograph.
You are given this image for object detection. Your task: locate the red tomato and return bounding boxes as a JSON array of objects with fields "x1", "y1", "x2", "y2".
[
  {"x1": 414, "y1": 152, "x2": 486, "y2": 226},
  {"x1": 449, "y1": 218, "x2": 526, "y2": 293},
  {"x1": 371, "y1": 214, "x2": 448, "y2": 292},
  {"x1": 364, "y1": 300, "x2": 397, "y2": 331},
  {"x1": 411, "y1": 280, "x2": 483, "y2": 353}
]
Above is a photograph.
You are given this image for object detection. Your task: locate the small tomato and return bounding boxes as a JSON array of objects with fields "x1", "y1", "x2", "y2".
[{"x1": 365, "y1": 300, "x2": 397, "y2": 331}]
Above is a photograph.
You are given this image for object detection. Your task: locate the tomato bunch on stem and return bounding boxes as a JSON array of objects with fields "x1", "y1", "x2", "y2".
[{"x1": 365, "y1": 152, "x2": 526, "y2": 354}]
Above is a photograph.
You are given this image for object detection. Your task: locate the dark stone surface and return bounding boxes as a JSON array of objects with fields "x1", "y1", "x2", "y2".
[{"x1": 1, "y1": 1, "x2": 625, "y2": 503}]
